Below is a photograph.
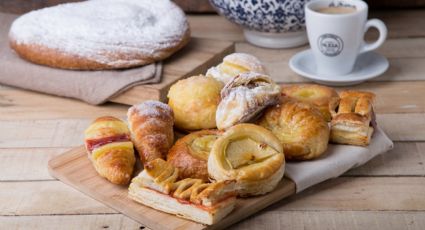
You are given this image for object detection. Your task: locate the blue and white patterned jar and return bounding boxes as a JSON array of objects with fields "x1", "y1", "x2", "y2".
[{"x1": 210, "y1": 0, "x2": 312, "y2": 48}]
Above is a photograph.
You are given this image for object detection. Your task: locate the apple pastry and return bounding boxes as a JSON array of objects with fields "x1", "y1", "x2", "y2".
[
  {"x1": 128, "y1": 159, "x2": 236, "y2": 225},
  {"x1": 167, "y1": 129, "x2": 223, "y2": 181},
  {"x1": 330, "y1": 90, "x2": 376, "y2": 146},
  {"x1": 216, "y1": 72, "x2": 281, "y2": 130},
  {"x1": 281, "y1": 84, "x2": 339, "y2": 122},
  {"x1": 206, "y1": 53, "x2": 267, "y2": 84},
  {"x1": 258, "y1": 98, "x2": 329, "y2": 161},
  {"x1": 208, "y1": 123, "x2": 285, "y2": 197}
]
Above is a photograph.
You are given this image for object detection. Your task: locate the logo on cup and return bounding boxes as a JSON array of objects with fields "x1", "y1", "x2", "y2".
[{"x1": 317, "y1": 34, "x2": 343, "y2": 57}]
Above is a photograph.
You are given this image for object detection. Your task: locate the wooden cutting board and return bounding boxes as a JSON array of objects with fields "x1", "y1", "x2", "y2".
[
  {"x1": 48, "y1": 146, "x2": 296, "y2": 230},
  {"x1": 109, "y1": 38, "x2": 234, "y2": 105}
]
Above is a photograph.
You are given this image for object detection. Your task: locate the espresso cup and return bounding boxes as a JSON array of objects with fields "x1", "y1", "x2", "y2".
[{"x1": 305, "y1": 0, "x2": 387, "y2": 76}]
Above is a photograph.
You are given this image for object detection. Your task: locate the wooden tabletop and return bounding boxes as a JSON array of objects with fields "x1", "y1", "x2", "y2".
[{"x1": 1, "y1": 9, "x2": 425, "y2": 230}]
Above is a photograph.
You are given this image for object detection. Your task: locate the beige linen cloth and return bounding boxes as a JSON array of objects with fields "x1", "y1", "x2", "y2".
[
  {"x1": 0, "y1": 13, "x2": 161, "y2": 105},
  {"x1": 285, "y1": 127, "x2": 394, "y2": 192}
]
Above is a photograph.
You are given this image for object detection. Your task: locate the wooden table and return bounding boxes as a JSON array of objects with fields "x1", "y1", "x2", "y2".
[{"x1": 1, "y1": 10, "x2": 425, "y2": 230}]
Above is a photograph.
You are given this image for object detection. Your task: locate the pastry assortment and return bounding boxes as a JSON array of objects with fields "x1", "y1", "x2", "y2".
[
  {"x1": 82, "y1": 52, "x2": 379, "y2": 225},
  {"x1": 9, "y1": 0, "x2": 190, "y2": 70}
]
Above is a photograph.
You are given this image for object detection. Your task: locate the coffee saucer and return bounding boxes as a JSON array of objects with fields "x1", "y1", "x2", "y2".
[{"x1": 289, "y1": 49, "x2": 389, "y2": 86}]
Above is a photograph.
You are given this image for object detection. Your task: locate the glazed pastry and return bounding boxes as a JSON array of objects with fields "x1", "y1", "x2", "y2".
[
  {"x1": 208, "y1": 124, "x2": 285, "y2": 197},
  {"x1": 127, "y1": 100, "x2": 174, "y2": 164},
  {"x1": 281, "y1": 84, "x2": 339, "y2": 121},
  {"x1": 84, "y1": 116, "x2": 135, "y2": 185},
  {"x1": 216, "y1": 72, "x2": 281, "y2": 130},
  {"x1": 206, "y1": 53, "x2": 267, "y2": 84},
  {"x1": 168, "y1": 75, "x2": 223, "y2": 130},
  {"x1": 258, "y1": 98, "x2": 329, "y2": 161},
  {"x1": 9, "y1": 0, "x2": 190, "y2": 70},
  {"x1": 167, "y1": 130, "x2": 223, "y2": 181},
  {"x1": 129, "y1": 159, "x2": 236, "y2": 225},
  {"x1": 330, "y1": 90, "x2": 376, "y2": 146}
]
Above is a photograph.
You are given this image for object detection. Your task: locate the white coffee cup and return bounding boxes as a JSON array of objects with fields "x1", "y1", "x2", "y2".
[{"x1": 305, "y1": 0, "x2": 387, "y2": 76}]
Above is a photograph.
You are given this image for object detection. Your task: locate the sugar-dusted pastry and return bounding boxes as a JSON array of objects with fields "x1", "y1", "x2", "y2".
[
  {"x1": 84, "y1": 116, "x2": 135, "y2": 185},
  {"x1": 127, "y1": 100, "x2": 174, "y2": 164},
  {"x1": 168, "y1": 75, "x2": 223, "y2": 130},
  {"x1": 167, "y1": 130, "x2": 223, "y2": 181},
  {"x1": 208, "y1": 124, "x2": 285, "y2": 197},
  {"x1": 330, "y1": 90, "x2": 376, "y2": 146},
  {"x1": 206, "y1": 53, "x2": 267, "y2": 84},
  {"x1": 281, "y1": 84, "x2": 339, "y2": 121},
  {"x1": 129, "y1": 159, "x2": 236, "y2": 225},
  {"x1": 9, "y1": 0, "x2": 190, "y2": 70},
  {"x1": 216, "y1": 72, "x2": 281, "y2": 130},
  {"x1": 258, "y1": 98, "x2": 329, "y2": 161}
]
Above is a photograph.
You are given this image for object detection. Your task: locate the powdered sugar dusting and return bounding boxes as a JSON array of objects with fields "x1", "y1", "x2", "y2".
[
  {"x1": 128, "y1": 100, "x2": 173, "y2": 119},
  {"x1": 9, "y1": 0, "x2": 189, "y2": 65}
]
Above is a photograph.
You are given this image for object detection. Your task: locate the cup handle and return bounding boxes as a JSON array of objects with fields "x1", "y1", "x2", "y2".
[{"x1": 360, "y1": 19, "x2": 388, "y2": 54}]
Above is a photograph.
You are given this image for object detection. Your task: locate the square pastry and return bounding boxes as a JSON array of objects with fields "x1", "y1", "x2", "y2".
[{"x1": 330, "y1": 90, "x2": 376, "y2": 146}]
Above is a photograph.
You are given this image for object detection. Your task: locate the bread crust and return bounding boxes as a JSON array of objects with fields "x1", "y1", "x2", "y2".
[{"x1": 167, "y1": 130, "x2": 222, "y2": 181}]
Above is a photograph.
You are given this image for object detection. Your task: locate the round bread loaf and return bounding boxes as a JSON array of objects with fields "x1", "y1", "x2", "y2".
[{"x1": 9, "y1": 0, "x2": 190, "y2": 70}]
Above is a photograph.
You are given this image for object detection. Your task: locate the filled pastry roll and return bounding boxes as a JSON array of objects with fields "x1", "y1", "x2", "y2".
[
  {"x1": 215, "y1": 72, "x2": 281, "y2": 130},
  {"x1": 84, "y1": 116, "x2": 135, "y2": 185}
]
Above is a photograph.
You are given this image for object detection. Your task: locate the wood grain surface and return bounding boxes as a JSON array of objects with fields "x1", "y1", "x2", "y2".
[{"x1": 1, "y1": 9, "x2": 425, "y2": 230}]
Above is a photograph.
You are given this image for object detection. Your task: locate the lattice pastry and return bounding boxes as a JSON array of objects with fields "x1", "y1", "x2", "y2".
[
  {"x1": 329, "y1": 90, "x2": 376, "y2": 146},
  {"x1": 128, "y1": 159, "x2": 236, "y2": 225}
]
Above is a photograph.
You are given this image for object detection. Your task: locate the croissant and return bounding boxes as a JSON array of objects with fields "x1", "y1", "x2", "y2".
[
  {"x1": 128, "y1": 159, "x2": 236, "y2": 225},
  {"x1": 84, "y1": 116, "x2": 135, "y2": 185},
  {"x1": 127, "y1": 100, "x2": 174, "y2": 164}
]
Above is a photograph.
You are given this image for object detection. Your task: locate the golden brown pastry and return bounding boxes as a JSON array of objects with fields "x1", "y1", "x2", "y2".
[
  {"x1": 129, "y1": 159, "x2": 236, "y2": 225},
  {"x1": 9, "y1": 0, "x2": 190, "y2": 70},
  {"x1": 216, "y1": 72, "x2": 281, "y2": 130},
  {"x1": 127, "y1": 100, "x2": 174, "y2": 164},
  {"x1": 330, "y1": 90, "x2": 376, "y2": 146},
  {"x1": 206, "y1": 53, "x2": 267, "y2": 84},
  {"x1": 167, "y1": 130, "x2": 223, "y2": 181},
  {"x1": 208, "y1": 124, "x2": 285, "y2": 197},
  {"x1": 281, "y1": 84, "x2": 339, "y2": 121},
  {"x1": 84, "y1": 116, "x2": 135, "y2": 185},
  {"x1": 168, "y1": 75, "x2": 223, "y2": 130},
  {"x1": 258, "y1": 98, "x2": 329, "y2": 161}
]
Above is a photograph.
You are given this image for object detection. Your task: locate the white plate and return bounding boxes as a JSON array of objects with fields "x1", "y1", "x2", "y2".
[{"x1": 289, "y1": 49, "x2": 389, "y2": 86}]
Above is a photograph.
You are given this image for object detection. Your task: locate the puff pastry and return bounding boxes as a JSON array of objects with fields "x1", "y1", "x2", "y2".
[
  {"x1": 206, "y1": 53, "x2": 267, "y2": 84},
  {"x1": 127, "y1": 100, "x2": 174, "y2": 164},
  {"x1": 282, "y1": 84, "x2": 339, "y2": 121},
  {"x1": 216, "y1": 72, "x2": 281, "y2": 130},
  {"x1": 84, "y1": 116, "x2": 135, "y2": 185},
  {"x1": 128, "y1": 159, "x2": 236, "y2": 225},
  {"x1": 167, "y1": 130, "x2": 222, "y2": 181},
  {"x1": 168, "y1": 75, "x2": 223, "y2": 130},
  {"x1": 330, "y1": 90, "x2": 376, "y2": 146},
  {"x1": 208, "y1": 123, "x2": 285, "y2": 197},
  {"x1": 258, "y1": 98, "x2": 329, "y2": 161}
]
